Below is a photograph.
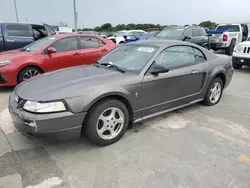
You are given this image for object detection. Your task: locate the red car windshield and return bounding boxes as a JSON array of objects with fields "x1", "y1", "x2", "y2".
[{"x1": 21, "y1": 36, "x2": 57, "y2": 52}]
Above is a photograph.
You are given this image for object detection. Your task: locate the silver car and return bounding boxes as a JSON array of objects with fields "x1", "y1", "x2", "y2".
[{"x1": 9, "y1": 40, "x2": 234, "y2": 146}]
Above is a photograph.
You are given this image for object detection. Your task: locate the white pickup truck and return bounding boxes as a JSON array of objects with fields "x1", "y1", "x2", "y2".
[
  {"x1": 232, "y1": 38, "x2": 250, "y2": 69},
  {"x1": 207, "y1": 24, "x2": 250, "y2": 55}
]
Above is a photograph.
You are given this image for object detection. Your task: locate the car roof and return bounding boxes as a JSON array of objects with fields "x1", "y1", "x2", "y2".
[
  {"x1": 129, "y1": 39, "x2": 193, "y2": 48},
  {"x1": 50, "y1": 33, "x2": 103, "y2": 39}
]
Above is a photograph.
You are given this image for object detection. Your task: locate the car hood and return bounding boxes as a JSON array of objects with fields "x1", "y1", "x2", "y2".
[
  {"x1": 15, "y1": 65, "x2": 132, "y2": 101},
  {"x1": 0, "y1": 49, "x2": 36, "y2": 62}
]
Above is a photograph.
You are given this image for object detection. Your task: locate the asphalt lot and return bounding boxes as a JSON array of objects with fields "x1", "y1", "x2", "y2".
[{"x1": 0, "y1": 68, "x2": 250, "y2": 188}]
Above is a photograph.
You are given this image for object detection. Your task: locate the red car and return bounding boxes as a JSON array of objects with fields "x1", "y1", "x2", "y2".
[{"x1": 0, "y1": 34, "x2": 117, "y2": 86}]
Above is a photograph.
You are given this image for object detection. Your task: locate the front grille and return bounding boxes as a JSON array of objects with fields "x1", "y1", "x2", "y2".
[
  {"x1": 243, "y1": 47, "x2": 250, "y2": 54},
  {"x1": 0, "y1": 73, "x2": 7, "y2": 84}
]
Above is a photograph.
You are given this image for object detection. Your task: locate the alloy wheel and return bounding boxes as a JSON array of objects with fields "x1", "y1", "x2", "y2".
[
  {"x1": 209, "y1": 82, "x2": 222, "y2": 104},
  {"x1": 96, "y1": 107, "x2": 124, "y2": 140},
  {"x1": 23, "y1": 69, "x2": 40, "y2": 81}
]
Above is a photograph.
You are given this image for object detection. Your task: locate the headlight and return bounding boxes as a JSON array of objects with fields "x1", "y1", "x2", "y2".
[
  {"x1": 23, "y1": 101, "x2": 66, "y2": 113},
  {"x1": 0, "y1": 60, "x2": 12, "y2": 67}
]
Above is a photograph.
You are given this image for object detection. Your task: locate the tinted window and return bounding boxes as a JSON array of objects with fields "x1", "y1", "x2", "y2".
[
  {"x1": 216, "y1": 25, "x2": 240, "y2": 32},
  {"x1": 157, "y1": 28, "x2": 184, "y2": 38},
  {"x1": 184, "y1": 28, "x2": 192, "y2": 37},
  {"x1": 133, "y1": 31, "x2": 145, "y2": 36},
  {"x1": 6, "y1": 24, "x2": 31, "y2": 37},
  {"x1": 79, "y1": 37, "x2": 104, "y2": 49},
  {"x1": 98, "y1": 45, "x2": 158, "y2": 71},
  {"x1": 192, "y1": 47, "x2": 206, "y2": 63},
  {"x1": 155, "y1": 46, "x2": 195, "y2": 69},
  {"x1": 192, "y1": 29, "x2": 200, "y2": 37},
  {"x1": 50, "y1": 37, "x2": 78, "y2": 52}
]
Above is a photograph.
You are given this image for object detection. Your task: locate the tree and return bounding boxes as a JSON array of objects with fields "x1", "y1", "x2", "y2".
[
  {"x1": 100, "y1": 23, "x2": 112, "y2": 31},
  {"x1": 199, "y1": 21, "x2": 218, "y2": 30}
]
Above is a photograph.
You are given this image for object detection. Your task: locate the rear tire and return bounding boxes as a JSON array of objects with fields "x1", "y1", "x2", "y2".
[
  {"x1": 203, "y1": 78, "x2": 223, "y2": 106},
  {"x1": 17, "y1": 67, "x2": 42, "y2": 84},
  {"x1": 226, "y1": 40, "x2": 236, "y2": 55},
  {"x1": 84, "y1": 99, "x2": 129, "y2": 146}
]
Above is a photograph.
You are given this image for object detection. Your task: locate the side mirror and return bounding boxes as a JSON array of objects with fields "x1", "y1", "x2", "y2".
[
  {"x1": 206, "y1": 34, "x2": 212, "y2": 37},
  {"x1": 150, "y1": 65, "x2": 169, "y2": 75},
  {"x1": 184, "y1": 36, "x2": 192, "y2": 40},
  {"x1": 47, "y1": 47, "x2": 56, "y2": 54}
]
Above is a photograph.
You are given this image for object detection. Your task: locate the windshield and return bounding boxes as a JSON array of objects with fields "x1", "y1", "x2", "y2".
[
  {"x1": 157, "y1": 28, "x2": 184, "y2": 38},
  {"x1": 216, "y1": 25, "x2": 240, "y2": 32},
  {"x1": 21, "y1": 36, "x2": 57, "y2": 52},
  {"x1": 97, "y1": 45, "x2": 158, "y2": 72}
]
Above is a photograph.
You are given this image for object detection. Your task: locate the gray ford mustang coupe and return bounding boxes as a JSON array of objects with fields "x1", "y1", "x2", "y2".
[{"x1": 9, "y1": 40, "x2": 234, "y2": 146}]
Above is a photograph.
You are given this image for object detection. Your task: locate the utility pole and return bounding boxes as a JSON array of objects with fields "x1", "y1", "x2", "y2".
[
  {"x1": 73, "y1": 0, "x2": 77, "y2": 32},
  {"x1": 14, "y1": 0, "x2": 19, "y2": 22}
]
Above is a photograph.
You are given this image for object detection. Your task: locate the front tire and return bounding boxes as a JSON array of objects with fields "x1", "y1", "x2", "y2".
[
  {"x1": 203, "y1": 78, "x2": 223, "y2": 106},
  {"x1": 84, "y1": 99, "x2": 129, "y2": 146},
  {"x1": 17, "y1": 67, "x2": 42, "y2": 84},
  {"x1": 232, "y1": 60, "x2": 243, "y2": 69}
]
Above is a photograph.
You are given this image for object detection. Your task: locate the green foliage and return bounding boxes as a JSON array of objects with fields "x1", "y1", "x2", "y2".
[
  {"x1": 79, "y1": 21, "x2": 219, "y2": 32},
  {"x1": 199, "y1": 21, "x2": 218, "y2": 30}
]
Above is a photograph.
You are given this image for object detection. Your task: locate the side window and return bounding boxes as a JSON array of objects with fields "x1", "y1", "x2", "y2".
[
  {"x1": 126, "y1": 32, "x2": 134, "y2": 36},
  {"x1": 192, "y1": 47, "x2": 206, "y2": 63},
  {"x1": 6, "y1": 24, "x2": 31, "y2": 37},
  {"x1": 199, "y1": 29, "x2": 206, "y2": 36},
  {"x1": 50, "y1": 37, "x2": 78, "y2": 52},
  {"x1": 184, "y1": 28, "x2": 192, "y2": 37},
  {"x1": 134, "y1": 32, "x2": 145, "y2": 36},
  {"x1": 192, "y1": 29, "x2": 200, "y2": 37},
  {"x1": 79, "y1": 37, "x2": 104, "y2": 49},
  {"x1": 155, "y1": 46, "x2": 196, "y2": 69}
]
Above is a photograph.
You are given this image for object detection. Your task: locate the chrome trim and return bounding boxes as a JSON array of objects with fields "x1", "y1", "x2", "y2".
[{"x1": 134, "y1": 99, "x2": 203, "y2": 123}]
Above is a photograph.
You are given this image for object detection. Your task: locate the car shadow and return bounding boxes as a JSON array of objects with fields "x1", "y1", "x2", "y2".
[
  {"x1": 236, "y1": 66, "x2": 250, "y2": 73},
  {"x1": 0, "y1": 86, "x2": 15, "y2": 92}
]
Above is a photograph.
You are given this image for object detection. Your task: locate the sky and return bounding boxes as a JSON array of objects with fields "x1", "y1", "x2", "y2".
[{"x1": 1, "y1": 0, "x2": 250, "y2": 28}]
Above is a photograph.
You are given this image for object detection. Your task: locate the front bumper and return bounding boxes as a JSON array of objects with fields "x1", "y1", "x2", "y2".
[
  {"x1": 232, "y1": 56, "x2": 250, "y2": 65},
  {"x1": 9, "y1": 94, "x2": 87, "y2": 140},
  {"x1": 0, "y1": 65, "x2": 19, "y2": 86},
  {"x1": 210, "y1": 42, "x2": 227, "y2": 49}
]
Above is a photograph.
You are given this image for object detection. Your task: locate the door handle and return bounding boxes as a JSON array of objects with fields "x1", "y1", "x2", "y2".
[
  {"x1": 191, "y1": 70, "x2": 199, "y2": 74},
  {"x1": 7, "y1": 39, "x2": 15, "y2": 42}
]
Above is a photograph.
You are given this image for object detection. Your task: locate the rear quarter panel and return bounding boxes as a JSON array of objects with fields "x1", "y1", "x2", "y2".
[{"x1": 200, "y1": 54, "x2": 233, "y2": 96}]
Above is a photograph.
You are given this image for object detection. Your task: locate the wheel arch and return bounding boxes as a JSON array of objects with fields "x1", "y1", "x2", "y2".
[
  {"x1": 212, "y1": 72, "x2": 226, "y2": 88},
  {"x1": 84, "y1": 93, "x2": 134, "y2": 124},
  {"x1": 17, "y1": 64, "x2": 44, "y2": 82}
]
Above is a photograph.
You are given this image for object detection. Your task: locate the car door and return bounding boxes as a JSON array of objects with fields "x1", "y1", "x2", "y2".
[
  {"x1": 183, "y1": 28, "x2": 194, "y2": 43},
  {"x1": 43, "y1": 24, "x2": 56, "y2": 36},
  {"x1": 78, "y1": 36, "x2": 109, "y2": 65},
  {"x1": 141, "y1": 45, "x2": 205, "y2": 117},
  {"x1": 3, "y1": 24, "x2": 34, "y2": 51},
  {"x1": 42, "y1": 36, "x2": 82, "y2": 72}
]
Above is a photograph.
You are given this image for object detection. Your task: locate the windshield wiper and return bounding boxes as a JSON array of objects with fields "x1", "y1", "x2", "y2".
[{"x1": 98, "y1": 62, "x2": 126, "y2": 73}]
